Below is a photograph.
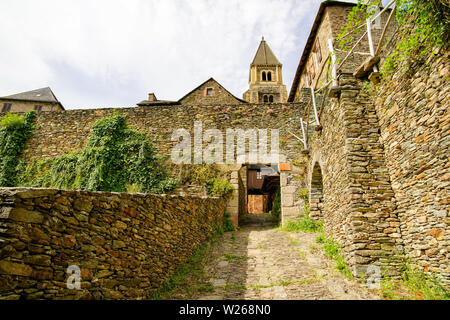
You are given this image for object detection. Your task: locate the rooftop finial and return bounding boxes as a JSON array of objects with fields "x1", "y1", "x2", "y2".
[{"x1": 262, "y1": 35, "x2": 265, "y2": 41}]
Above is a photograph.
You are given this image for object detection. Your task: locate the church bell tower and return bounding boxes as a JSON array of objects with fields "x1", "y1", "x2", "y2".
[{"x1": 243, "y1": 37, "x2": 288, "y2": 103}]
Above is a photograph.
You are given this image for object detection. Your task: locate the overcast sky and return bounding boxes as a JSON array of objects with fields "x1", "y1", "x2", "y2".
[{"x1": 0, "y1": 0, "x2": 366, "y2": 109}]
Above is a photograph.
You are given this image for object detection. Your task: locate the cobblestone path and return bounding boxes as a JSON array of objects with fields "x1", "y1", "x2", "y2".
[{"x1": 165, "y1": 225, "x2": 380, "y2": 300}]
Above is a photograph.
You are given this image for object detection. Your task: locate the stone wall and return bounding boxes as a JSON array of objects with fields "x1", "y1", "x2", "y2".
[
  {"x1": 308, "y1": 74, "x2": 403, "y2": 277},
  {"x1": 0, "y1": 188, "x2": 226, "y2": 299},
  {"x1": 374, "y1": 48, "x2": 450, "y2": 280},
  {"x1": 1, "y1": 102, "x2": 306, "y2": 227},
  {"x1": 12, "y1": 103, "x2": 304, "y2": 164},
  {"x1": 306, "y1": 50, "x2": 449, "y2": 283}
]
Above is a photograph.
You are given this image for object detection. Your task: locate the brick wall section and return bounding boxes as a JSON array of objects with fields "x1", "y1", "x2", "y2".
[
  {"x1": 374, "y1": 48, "x2": 450, "y2": 280},
  {"x1": 0, "y1": 188, "x2": 226, "y2": 299}
]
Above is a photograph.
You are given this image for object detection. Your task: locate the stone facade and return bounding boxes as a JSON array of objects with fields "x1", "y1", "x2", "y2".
[
  {"x1": 0, "y1": 188, "x2": 226, "y2": 299},
  {"x1": 179, "y1": 78, "x2": 245, "y2": 105},
  {"x1": 289, "y1": 2, "x2": 396, "y2": 102},
  {"x1": 0, "y1": 99, "x2": 63, "y2": 113}
]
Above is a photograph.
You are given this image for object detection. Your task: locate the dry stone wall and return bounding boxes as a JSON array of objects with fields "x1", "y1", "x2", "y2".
[
  {"x1": 309, "y1": 74, "x2": 403, "y2": 277},
  {"x1": 374, "y1": 48, "x2": 450, "y2": 281},
  {"x1": 7, "y1": 102, "x2": 306, "y2": 227},
  {"x1": 0, "y1": 188, "x2": 225, "y2": 299},
  {"x1": 15, "y1": 103, "x2": 304, "y2": 164}
]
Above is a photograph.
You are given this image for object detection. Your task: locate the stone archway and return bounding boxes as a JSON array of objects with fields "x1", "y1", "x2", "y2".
[{"x1": 309, "y1": 162, "x2": 323, "y2": 218}]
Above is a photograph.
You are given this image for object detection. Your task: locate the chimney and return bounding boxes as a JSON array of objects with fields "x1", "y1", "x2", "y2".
[{"x1": 148, "y1": 93, "x2": 157, "y2": 101}]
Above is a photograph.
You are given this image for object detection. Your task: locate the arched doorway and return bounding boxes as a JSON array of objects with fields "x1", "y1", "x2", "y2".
[{"x1": 309, "y1": 162, "x2": 323, "y2": 218}]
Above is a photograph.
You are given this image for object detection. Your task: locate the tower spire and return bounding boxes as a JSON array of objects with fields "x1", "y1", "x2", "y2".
[{"x1": 243, "y1": 38, "x2": 288, "y2": 103}]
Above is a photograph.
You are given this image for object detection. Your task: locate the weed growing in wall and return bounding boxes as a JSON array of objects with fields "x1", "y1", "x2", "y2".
[
  {"x1": 271, "y1": 186, "x2": 281, "y2": 223},
  {"x1": 17, "y1": 112, "x2": 177, "y2": 193},
  {"x1": 379, "y1": 258, "x2": 449, "y2": 300},
  {"x1": 316, "y1": 233, "x2": 353, "y2": 280},
  {"x1": 177, "y1": 164, "x2": 233, "y2": 198},
  {"x1": 222, "y1": 211, "x2": 235, "y2": 232},
  {"x1": 0, "y1": 111, "x2": 36, "y2": 187},
  {"x1": 283, "y1": 213, "x2": 323, "y2": 233}
]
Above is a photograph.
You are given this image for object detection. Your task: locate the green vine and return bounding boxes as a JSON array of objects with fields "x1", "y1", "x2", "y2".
[
  {"x1": 0, "y1": 111, "x2": 36, "y2": 187},
  {"x1": 337, "y1": 0, "x2": 449, "y2": 77},
  {"x1": 17, "y1": 112, "x2": 178, "y2": 193},
  {"x1": 337, "y1": 1, "x2": 380, "y2": 53},
  {"x1": 382, "y1": 0, "x2": 449, "y2": 76}
]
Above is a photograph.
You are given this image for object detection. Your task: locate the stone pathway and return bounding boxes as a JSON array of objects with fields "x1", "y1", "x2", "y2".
[{"x1": 164, "y1": 225, "x2": 380, "y2": 300}]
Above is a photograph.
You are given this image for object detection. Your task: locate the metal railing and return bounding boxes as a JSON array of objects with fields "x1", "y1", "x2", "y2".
[{"x1": 298, "y1": 0, "x2": 397, "y2": 149}]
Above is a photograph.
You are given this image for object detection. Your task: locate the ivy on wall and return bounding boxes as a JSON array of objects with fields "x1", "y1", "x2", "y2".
[
  {"x1": 0, "y1": 111, "x2": 36, "y2": 187},
  {"x1": 17, "y1": 112, "x2": 178, "y2": 194}
]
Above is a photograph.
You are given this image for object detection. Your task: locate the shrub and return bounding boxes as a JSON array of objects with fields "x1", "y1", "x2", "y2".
[
  {"x1": 0, "y1": 111, "x2": 36, "y2": 187},
  {"x1": 206, "y1": 177, "x2": 233, "y2": 198},
  {"x1": 0, "y1": 112, "x2": 25, "y2": 128},
  {"x1": 17, "y1": 112, "x2": 178, "y2": 193}
]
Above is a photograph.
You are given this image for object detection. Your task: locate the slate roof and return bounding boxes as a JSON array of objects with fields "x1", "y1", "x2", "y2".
[
  {"x1": 251, "y1": 37, "x2": 281, "y2": 66},
  {"x1": 1, "y1": 87, "x2": 60, "y2": 103},
  {"x1": 136, "y1": 99, "x2": 179, "y2": 106}
]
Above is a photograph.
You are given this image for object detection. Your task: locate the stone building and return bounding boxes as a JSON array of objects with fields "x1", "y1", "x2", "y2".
[
  {"x1": 288, "y1": 0, "x2": 393, "y2": 102},
  {"x1": 137, "y1": 78, "x2": 245, "y2": 106},
  {"x1": 0, "y1": 87, "x2": 64, "y2": 113},
  {"x1": 243, "y1": 37, "x2": 288, "y2": 103}
]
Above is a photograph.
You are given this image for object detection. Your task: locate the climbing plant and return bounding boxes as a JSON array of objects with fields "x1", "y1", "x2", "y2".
[
  {"x1": 271, "y1": 186, "x2": 281, "y2": 222},
  {"x1": 382, "y1": 0, "x2": 449, "y2": 75},
  {"x1": 18, "y1": 112, "x2": 178, "y2": 193},
  {"x1": 0, "y1": 111, "x2": 36, "y2": 187},
  {"x1": 337, "y1": 0, "x2": 449, "y2": 76}
]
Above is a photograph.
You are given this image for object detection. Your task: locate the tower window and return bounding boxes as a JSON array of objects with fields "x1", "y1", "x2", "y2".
[
  {"x1": 262, "y1": 71, "x2": 266, "y2": 81},
  {"x1": 263, "y1": 95, "x2": 268, "y2": 103},
  {"x1": 269, "y1": 95, "x2": 273, "y2": 103},
  {"x1": 267, "y1": 72, "x2": 272, "y2": 81},
  {"x1": 2, "y1": 103, "x2": 12, "y2": 113}
]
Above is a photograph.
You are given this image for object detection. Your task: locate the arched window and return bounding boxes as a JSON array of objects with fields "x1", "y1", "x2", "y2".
[
  {"x1": 267, "y1": 72, "x2": 272, "y2": 81},
  {"x1": 263, "y1": 95, "x2": 268, "y2": 103},
  {"x1": 262, "y1": 71, "x2": 266, "y2": 81},
  {"x1": 269, "y1": 95, "x2": 273, "y2": 103}
]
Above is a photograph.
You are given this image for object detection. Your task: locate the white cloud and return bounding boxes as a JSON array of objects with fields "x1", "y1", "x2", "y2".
[{"x1": 0, "y1": 0, "x2": 323, "y2": 109}]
